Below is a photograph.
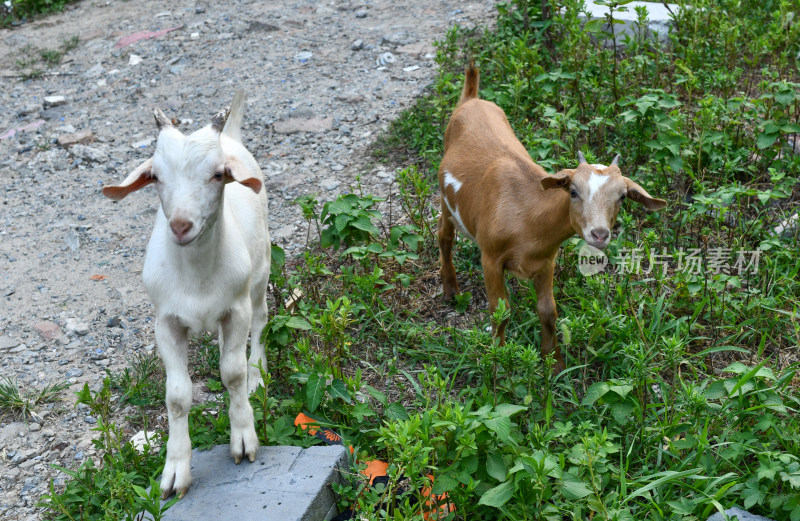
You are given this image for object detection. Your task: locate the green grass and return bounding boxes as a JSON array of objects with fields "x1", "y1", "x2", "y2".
[
  {"x1": 39, "y1": 0, "x2": 800, "y2": 520},
  {"x1": 0, "y1": 376, "x2": 68, "y2": 421}
]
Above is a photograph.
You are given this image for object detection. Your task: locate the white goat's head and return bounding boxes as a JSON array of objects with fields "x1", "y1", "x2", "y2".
[
  {"x1": 541, "y1": 152, "x2": 666, "y2": 249},
  {"x1": 103, "y1": 107, "x2": 262, "y2": 246}
]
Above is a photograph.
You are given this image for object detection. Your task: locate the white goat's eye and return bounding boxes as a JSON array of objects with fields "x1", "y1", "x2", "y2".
[
  {"x1": 213, "y1": 172, "x2": 224, "y2": 181},
  {"x1": 151, "y1": 174, "x2": 159, "y2": 183}
]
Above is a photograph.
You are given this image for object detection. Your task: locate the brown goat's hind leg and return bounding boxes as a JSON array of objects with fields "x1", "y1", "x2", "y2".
[{"x1": 438, "y1": 207, "x2": 460, "y2": 301}]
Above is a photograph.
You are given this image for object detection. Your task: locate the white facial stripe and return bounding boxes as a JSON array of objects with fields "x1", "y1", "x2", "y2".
[
  {"x1": 587, "y1": 173, "x2": 609, "y2": 200},
  {"x1": 443, "y1": 170, "x2": 462, "y2": 193},
  {"x1": 590, "y1": 164, "x2": 608, "y2": 170},
  {"x1": 443, "y1": 194, "x2": 476, "y2": 241}
]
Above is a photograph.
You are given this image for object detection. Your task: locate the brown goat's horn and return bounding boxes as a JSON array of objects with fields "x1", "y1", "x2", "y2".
[
  {"x1": 611, "y1": 154, "x2": 621, "y2": 167},
  {"x1": 577, "y1": 151, "x2": 588, "y2": 164}
]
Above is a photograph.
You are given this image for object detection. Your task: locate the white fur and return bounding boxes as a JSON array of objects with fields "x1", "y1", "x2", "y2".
[
  {"x1": 444, "y1": 170, "x2": 462, "y2": 193},
  {"x1": 587, "y1": 172, "x2": 609, "y2": 200},
  {"x1": 104, "y1": 92, "x2": 269, "y2": 498},
  {"x1": 443, "y1": 194, "x2": 476, "y2": 241}
]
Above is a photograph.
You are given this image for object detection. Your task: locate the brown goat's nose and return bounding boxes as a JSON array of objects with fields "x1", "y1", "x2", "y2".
[
  {"x1": 170, "y1": 217, "x2": 193, "y2": 238},
  {"x1": 590, "y1": 228, "x2": 610, "y2": 243}
]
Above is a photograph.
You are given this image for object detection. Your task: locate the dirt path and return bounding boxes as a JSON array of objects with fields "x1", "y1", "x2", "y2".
[{"x1": 0, "y1": 1, "x2": 495, "y2": 517}]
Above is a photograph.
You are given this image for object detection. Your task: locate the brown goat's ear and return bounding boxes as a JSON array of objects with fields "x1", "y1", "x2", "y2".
[
  {"x1": 102, "y1": 158, "x2": 155, "y2": 201},
  {"x1": 624, "y1": 177, "x2": 667, "y2": 210},
  {"x1": 541, "y1": 170, "x2": 573, "y2": 191},
  {"x1": 224, "y1": 156, "x2": 262, "y2": 194}
]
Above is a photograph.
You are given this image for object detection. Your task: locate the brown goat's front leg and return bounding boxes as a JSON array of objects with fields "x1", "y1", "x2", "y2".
[
  {"x1": 438, "y1": 207, "x2": 459, "y2": 301},
  {"x1": 533, "y1": 262, "x2": 565, "y2": 373},
  {"x1": 482, "y1": 255, "x2": 509, "y2": 344}
]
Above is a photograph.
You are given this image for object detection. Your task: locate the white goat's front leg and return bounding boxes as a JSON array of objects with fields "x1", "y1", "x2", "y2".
[
  {"x1": 220, "y1": 309, "x2": 259, "y2": 463},
  {"x1": 156, "y1": 317, "x2": 193, "y2": 498},
  {"x1": 247, "y1": 286, "x2": 269, "y2": 394}
]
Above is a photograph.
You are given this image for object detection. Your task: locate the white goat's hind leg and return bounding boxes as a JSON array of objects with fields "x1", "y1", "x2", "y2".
[
  {"x1": 247, "y1": 286, "x2": 269, "y2": 394},
  {"x1": 156, "y1": 318, "x2": 193, "y2": 498},
  {"x1": 220, "y1": 310, "x2": 259, "y2": 463}
]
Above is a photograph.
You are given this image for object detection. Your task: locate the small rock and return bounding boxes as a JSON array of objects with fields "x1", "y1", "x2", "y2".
[
  {"x1": 195, "y1": 5, "x2": 205, "y2": 14},
  {"x1": 57, "y1": 129, "x2": 94, "y2": 148},
  {"x1": 9, "y1": 344, "x2": 27, "y2": 353},
  {"x1": 376, "y1": 52, "x2": 396, "y2": 67},
  {"x1": 74, "y1": 451, "x2": 84, "y2": 460},
  {"x1": 130, "y1": 430, "x2": 159, "y2": 453},
  {"x1": 272, "y1": 223, "x2": 297, "y2": 240},
  {"x1": 273, "y1": 117, "x2": 333, "y2": 134},
  {"x1": 294, "y1": 51, "x2": 313, "y2": 62},
  {"x1": 107, "y1": 316, "x2": 121, "y2": 328},
  {"x1": 128, "y1": 54, "x2": 143, "y2": 66},
  {"x1": 351, "y1": 39, "x2": 364, "y2": 51},
  {"x1": 355, "y1": 9, "x2": 367, "y2": 18},
  {"x1": 65, "y1": 318, "x2": 90, "y2": 336},
  {"x1": 83, "y1": 63, "x2": 106, "y2": 79},
  {"x1": 63, "y1": 230, "x2": 80, "y2": 252},
  {"x1": 65, "y1": 368, "x2": 83, "y2": 378},
  {"x1": 84, "y1": 416, "x2": 97, "y2": 424},
  {"x1": 0, "y1": 335, "x2": 21, "y2": 351},
  {"x1": 69, "y1": 144, "x2": 109, "y2": 163},
  {"x1": 43, "y1": 96, "x2": 66, "y2": 108},
  {"x1": 33, "y1": 321, "x2": 60, "y2": 341},
  {"x1": 132, "y1": 137, "x2": 154, "y2": 149},
  {"x1": 320, "y1": 177, "x2": 340, "y2": 190},
  {"x1": 28, "y1": 423, "x2": 41, "y2": 432}
]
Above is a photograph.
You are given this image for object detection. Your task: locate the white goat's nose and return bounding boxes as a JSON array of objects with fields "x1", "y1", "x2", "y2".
[{"x1": 170, "y1": 217, "x2": 193, "y2": 238}]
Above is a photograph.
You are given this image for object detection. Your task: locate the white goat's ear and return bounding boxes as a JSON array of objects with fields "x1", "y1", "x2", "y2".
[
  {"x1": 224, "y1": 157, "x2": 262, "y2": 194},
  {"x1": 624, "y1": 177, "x2": 666, "y2": 210},
  {"x1": 102, "y1": 158, "x2": 155, "y2": 201},
  {"x1": 541, "y1": 169, "x2": 573, "y2": 191}
]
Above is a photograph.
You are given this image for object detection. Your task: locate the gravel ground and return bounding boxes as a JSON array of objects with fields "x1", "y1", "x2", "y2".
[{"x1": 0, "y1": 1, "x2": 495, "y2": 518}]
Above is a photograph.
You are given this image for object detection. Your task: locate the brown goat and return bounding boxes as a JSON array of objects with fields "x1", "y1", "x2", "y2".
[{"x1": 437, "y1": 64, "x2": 666, "y2": 372}]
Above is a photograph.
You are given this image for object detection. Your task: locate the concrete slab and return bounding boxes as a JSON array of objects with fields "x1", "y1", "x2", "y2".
[
  {"x1": 581, "y1": 0, "x2": 680, "y2": 45},
  {"x1": 144, "y1": 445, "x2": 347, "y2": 521}
]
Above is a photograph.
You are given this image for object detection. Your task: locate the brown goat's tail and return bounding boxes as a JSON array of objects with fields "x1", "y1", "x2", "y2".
[{"x1": 458, "y1": 61, "x2": 479, "y2": 105}]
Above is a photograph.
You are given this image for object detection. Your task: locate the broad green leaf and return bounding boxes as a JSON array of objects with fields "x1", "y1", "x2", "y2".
[
  {"x1": 285, "y1": 316, "x2": 312, "y2": 330},
  {"x1": 431, "y1": 473, "x2": 458, "y2": 495},
  {"x1": 478, "y1": 481, "x2": 515, "y2": 508},
  {"x1": 584, "y1": 18, "x2": 605, "y2": 33},
  {"x1": 329, "y1": 379, "x2": 351, "y2": 403},
  {"x1": 757, "y1": 132, "x2": 779, "y2": 149},
  {"x1": 386, "y1": 402, "x2": 410, "y2": 421},
  {"x1": 306, "y1": 373, "x2": 325, "y2": 413},
  {"x1": 582, "y1": 382, "x2": 610, "y2": 405},
  {"x1": 485, "y1": 416, "x2": 512, "y2": 444},
  {"x1": 561, "y1": 471, "x2": 592, "y2": 500},
  {"x1": 494, "y1": 403, "x2": 527, "y2": 417},
  {"x1": 486, "y1": 452, "x2": 507, "y2": 481}
]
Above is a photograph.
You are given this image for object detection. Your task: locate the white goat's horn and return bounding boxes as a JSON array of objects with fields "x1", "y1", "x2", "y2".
[
  {"x1": 577, "y1": 151, "x2": 588, "y2": 164},
  {"x1": 611, "y1": 154, "x2": 621, "y2": 167},
  {"x1": 211, "y1": 107, "x2": 230, "y2": 133},
  {"x1": 153, "y1": 108, "x2": 173, "y2": 130}
]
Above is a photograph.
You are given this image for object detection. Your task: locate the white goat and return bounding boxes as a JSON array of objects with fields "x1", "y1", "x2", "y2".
[{"x1": 103, "y1": 91, "x2": 270, "y2": 498}]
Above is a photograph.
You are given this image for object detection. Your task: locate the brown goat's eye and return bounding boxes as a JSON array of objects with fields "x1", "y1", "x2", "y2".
[
  {"x1": 619, "y1": 193, "x2": 626, "y2": 202},
  {"x1": 570, "y1": 188, "x2": 579, "y2": 199}
]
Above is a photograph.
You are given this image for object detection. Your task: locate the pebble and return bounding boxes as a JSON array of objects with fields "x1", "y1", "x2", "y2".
[
  {"x1": 33, "y1": 322, "x2": 60, "y2": 341},
  {"x1": 66, "y1": 368, "x2": 83, "y2": 378},
  {"x1": 351, "y1": 39, "x2": 364, "y2": 51},
  {"x1": 74, "y1": 451, "x2": 84, "y2": 461},
  {"x1": 28, "y1": 423, "x2": 41, "y2": 432},
  {"x1": 43, "y1": 95, "x2": 66, "y2": 107}
]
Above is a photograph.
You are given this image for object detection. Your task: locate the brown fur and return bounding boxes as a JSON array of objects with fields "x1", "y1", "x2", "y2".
[{"x1": 437, "y1": 65, "x2": 666, "y2": 372}]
